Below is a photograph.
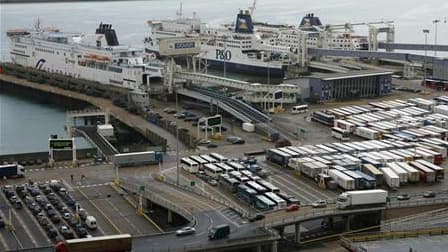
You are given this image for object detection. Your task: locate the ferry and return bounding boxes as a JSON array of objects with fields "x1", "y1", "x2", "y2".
[
  {"x1": 7, "y1": 22, "x2": 164, "y2": 93},
  {"x1": 144, "y1": 7, "x2": 289, "y2": 77},
  {"x1": 255, "y1": 13, "x2": 369, "y2": 52}
]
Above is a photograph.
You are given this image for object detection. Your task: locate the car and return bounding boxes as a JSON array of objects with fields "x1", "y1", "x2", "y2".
[
  {"x1": 397, "y1": 194, "x2": 411, "y2": 201},
  {"x1": 173, "y1": 113, "x2": 186, "y2": 119},
  {"x1": 47, "y1": 208, "x2": 57, "y2": 217},
  {"x1": 49, "y1": 180, "x2": 62, "y2": 191},
  {"x1": 78, "y1": 208, "x2": 87, "y2": 220},
  {"x1": 184, "y1": 116, "x2": 199, "y2": 122},
  {"x1": 311, "y1": 200, "x2": 327, "y2": 208},
  {"x1": 67, "y1": 217, "x2": 79, "y2": 227},
  {"x1": 176, "y1": 226, "x2": 196, "y2": 236},
  {"x1": 44, "y1": 203, "x2": 53, "y2": 211},
  {"x1": 163, "y1": 107, "x2": 176, "y2": 114},
  {"x1": 47, "y1": 193, "x2": 57, "y2": 201},
  {"x1": 13, "y1": 200, "x2": 23, "y2": 210},
  {"x1": 248, "y1": 214, "x2": 265, "y2": 222},
  {"x1": 63, "y1": 213, "x2": 71, "y2": 221},
  {"x1": 74, "y1": 224, "x2": 88, "y2": 237},
  {"x1": 423, "y1": 191, "x2": 436, "y2": 198},
  {"x1": 9, "y1": 195, "x2": 18, "y2": 203},
  {"x1": 226, "y1": 136, "x2": 240, "y2": 142},
  {"x1": 0, "y1": 216, "x2": 5, "y2": 228},
  {"x1": 35, "y1": 195, "x2": 44, "y2": 203},
  {"x1": 286, "y1": 204, "x2": 300, "y2": 212},
  {"x1": 38, "y1": 199, "x2": 49, "y2": 207},
  {"x1": 208, "y1": 179, "x2": 218, "y2": 186},
  {"x1": 41, "y1": 186, "x2": 52, "y2": 195},
  {"x1": 207, "y1": 143, "x2": 218, "y2": 148},
  {"x1": 59, "y1": 226, "x2": 75, "y2": 239},
  {"x1": 46, "y1": 227, "x2": 58, "y2": 239},
  {"x1": 24, "y1": 196, "x2": 34, "y2": 206},
  {"x1": 54, "y1": 201, "x2": 64, "y2": 210},
  {"x1": 3, "y1": 186, "x2": 15, "y2": 199},
  {"x1": 39, "y1": 217, "x2": 50, "y2": 226},
  {"x1": 58, "y1": 188, "x2": 67, "y2": 195},
  {"x1": 38, "y1": 182, "x2": 49, "y2": 190},
  {"x1": 50, "y1": 215, "x2": 61, "y2": 223},
  {"x1": 198, "y1": 139, "x2": 211, "y2": 145},
  {"x1": 230, "y1": 138, "x2": 245, "y2": 145},
  {"x1": 61, "y1": 206, "x2": 70, "y2": 214}
]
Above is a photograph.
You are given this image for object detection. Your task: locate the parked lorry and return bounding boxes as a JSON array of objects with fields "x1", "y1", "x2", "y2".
[
  {"x1": 380, "y1": 167, "x2": 400, "y2": 189},
  {"x1": 0, "y1": 164, "x2": 25, "y2": 178},
  {"x1": 354, "y1": 127, "x2": 381, "y2": 140},
  {"x1": 113, "y1": 151, "x2": 163, "y2": 167},
  {"x1": 328, "y1": 169, "x2": 355, "y2": 190},
  {"x1": 336, "y1": 189, "x2": 388, "y2": 209}
]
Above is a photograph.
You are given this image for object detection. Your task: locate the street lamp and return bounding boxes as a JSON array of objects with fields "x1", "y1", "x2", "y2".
[
  {"x1": 422, "y1": 29, "x2": 430, "y2": 83},
  {"x1": 432, "y1": 19, "x2": 440, "y2": 57},
  {"x1": 175, "y1": 87, "x2": 180, "y2": 186}
]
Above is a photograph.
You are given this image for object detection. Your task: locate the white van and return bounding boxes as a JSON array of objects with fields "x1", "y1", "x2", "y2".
[
  {"x1": 85, "y1": 216, "x2": 97, "y2": 230},
  {"x1": 291, "y1": 105, "x2": 308, "y2": 114}
]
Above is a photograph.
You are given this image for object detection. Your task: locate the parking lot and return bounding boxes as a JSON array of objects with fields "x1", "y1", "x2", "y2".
[{"x1": 0, "y1": 178, "x2": 161, "y2": 251}]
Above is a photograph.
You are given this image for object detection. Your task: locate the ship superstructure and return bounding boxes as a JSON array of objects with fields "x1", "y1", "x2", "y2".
[{"x1": 145, "y1": 8, "x2": 289, "y2": 77}]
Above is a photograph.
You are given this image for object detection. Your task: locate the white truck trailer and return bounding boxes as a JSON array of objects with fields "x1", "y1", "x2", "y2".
[
  {"x1": 354, "y1": 127, "x2": 381, "y2": 140},
  {"x1": 380, "y1": 167, "x2": 400, "y2": 189},
  {"x1": 328, "y1": 169, "x2": 355, "y2": 190},
  {"x1": 336, "y1": 189, "x2": 388, "y2": 209}
]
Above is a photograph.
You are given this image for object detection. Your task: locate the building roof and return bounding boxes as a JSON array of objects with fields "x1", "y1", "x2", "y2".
[{"x1": 310, "y1": 70, "x2": 394, "y2": 81}]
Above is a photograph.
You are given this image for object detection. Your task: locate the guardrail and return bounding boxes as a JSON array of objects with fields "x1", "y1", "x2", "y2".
[
  {"x1": 342, "y1": 227, "x2": 448, "y2": 244},
  {"x1": 119, "y1": 179, "x2": 196, "y2": 225},
  {"x1": 387, "y1": 197, "x2": 448, "y2": 209},
  {"x1": 266, "y1": 207, "x2": 385, "y2": 228},
  {"x1": 161, "y1": 176, "x2": 250, "y2": 218}
]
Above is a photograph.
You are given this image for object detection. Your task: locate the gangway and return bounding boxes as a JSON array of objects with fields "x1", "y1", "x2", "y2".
[
  {"x1": 184, "y1": 86, "x2": 271, "y2": 123},
  {"x1": 379, "y1": 42, "x2": 448, "y2": 52},
  {"x1": 73, "y1": 126, "x2": 119, "y2": 157}
]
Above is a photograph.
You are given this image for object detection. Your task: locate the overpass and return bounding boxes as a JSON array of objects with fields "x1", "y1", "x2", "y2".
[
  {"x1": 308, "y1": 48, "x2": 445, "y2": 64},
  {"x1": 379, "y1": 42, "x2": 448, "y2": 52},
  {"x1": 119, "y1": 177, "x2": 280, "y2": 252}
]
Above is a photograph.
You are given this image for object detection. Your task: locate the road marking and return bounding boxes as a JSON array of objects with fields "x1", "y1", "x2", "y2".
[
  {"x1": 61, "y1": 179, "x2": 74, "y2": 191},
  {"x1": 77, "y1": 187, "x2": 122, "y2": 234},
  {"x1": 8, "y1": 207, "x2": 39, "y2": 248},
  {"x1": 0, "y1": 228, "x2": 11, "y2": 251},
  {"x1": 11, "y1": 230, "x2": 24, "y2": 250},
  {"x1": 111, "y1": 184, "x2": 164, "y2": 233}
]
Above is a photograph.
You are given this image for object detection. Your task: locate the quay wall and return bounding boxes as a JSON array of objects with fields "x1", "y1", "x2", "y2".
[{"x1": 0, "y1": 64, "x2": 172, "y2": 151}]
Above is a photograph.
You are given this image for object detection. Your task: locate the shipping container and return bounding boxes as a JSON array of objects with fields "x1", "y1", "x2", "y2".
[
  {"x1": 328, "y1": 169, "x2": 355, "y2": 190},
  {"x1": 409, "y1": 161, "x2": 436, "y2": 183},
  {"x1": 396, "y1": 162, "x2": 420, "y2": 183},
  {"x1": 380, "y1": 167, "x2": 400, "y2": 189},
  {"x1": 362, "y1": 164, "x2": 384, "y2": 186}
]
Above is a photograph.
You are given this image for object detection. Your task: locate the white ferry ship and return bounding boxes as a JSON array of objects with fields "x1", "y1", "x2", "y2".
[
  {"x1": 145, "y1": 8, "x2": 288, "y2": 77},
  {"x1": 256, "y1": 13, "x2": 369, "y2": 52},
  {"x1": 7, "y1": 22, "x2": 164, "y2": 92}
]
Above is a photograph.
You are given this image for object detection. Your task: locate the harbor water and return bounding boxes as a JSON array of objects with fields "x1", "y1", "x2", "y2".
[{"x1": 0, "y1": 0, "x2": 447, "y2": 154}]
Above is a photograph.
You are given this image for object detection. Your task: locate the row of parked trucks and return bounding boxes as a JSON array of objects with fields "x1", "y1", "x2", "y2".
[
  {"x1": 314, "y1": 97, "x2": 448, "y2": 143},
  {"x1": 265, "y1": 138, "x2": 446, "y2": 191}
]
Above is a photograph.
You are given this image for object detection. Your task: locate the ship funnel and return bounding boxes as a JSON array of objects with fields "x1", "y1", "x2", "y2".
[
  {"x1": 235, "y1": 9, "x2": 254, "y2": 33},
  {"x1": 95, "y1": 23, "x2": 119, "y2": 46}
]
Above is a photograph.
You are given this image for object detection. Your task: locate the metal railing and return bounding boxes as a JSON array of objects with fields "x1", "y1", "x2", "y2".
[
  {"x1": 387, "y1": 197, "x2": 448, "y2": 209},
  {"x1": 266, "y1": 207, "x2": 385, "y2": 228}
]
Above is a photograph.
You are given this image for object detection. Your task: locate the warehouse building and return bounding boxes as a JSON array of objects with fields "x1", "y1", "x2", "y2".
[{"x1": 304, "y1": 70, "x2": 393, "y2": 102}]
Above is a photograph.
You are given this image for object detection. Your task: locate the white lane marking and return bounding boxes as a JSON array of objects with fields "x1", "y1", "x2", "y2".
[{"x1": 61, "y1": 179, "x2": 74, "y2": 191}]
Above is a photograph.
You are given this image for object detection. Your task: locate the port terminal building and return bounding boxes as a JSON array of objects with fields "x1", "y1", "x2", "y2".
[{"x1": 289, "y1": 70, "x2": 393, "y2": 102}]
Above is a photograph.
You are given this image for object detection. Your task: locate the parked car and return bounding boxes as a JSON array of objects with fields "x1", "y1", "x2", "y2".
[
  {"x1": 63, "y1": 213, "x2": 71, "y2": 221},
  {"x1": 397, "y1": 194, "x2": 411, "y2": 201},
  {"x1": 248, "y1": 214, "x2": 265, "y2": 222},
  {"x1": 74, "y1": 224, "x2": 88, "y2": 238},
  {"x1": 207, "y1": 143, "x2": 218, "y2": 148},
  {"x1": 423, "y1": 191, "x2": 436, "y2": 198},
  {"x1": 311, "y1": 200, "x2": 327, "y2": 208},
  {"x1": 286, "y1": 204, "x2": 300, "y2": 212},
  {"x1": 46, "y1": 227, "x2": 58, "y2": 239},
  {"x1": 0, "y1": 216, "x2": 5, "y2": 228},
  {"x1": 208, "y1": 179, "x2": 218, "y2": 186},
  {"x1": 59, "y1": 226, "x2": 75, "y2": 239},
  {"x1": 230, "y1": 138, "x2": 245, "y2": 145},
  {"x1": 176, "y1": 226, "x2": 196, "y2": 236}
]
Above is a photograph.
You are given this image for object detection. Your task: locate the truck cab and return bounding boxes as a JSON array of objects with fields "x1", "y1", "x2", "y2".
[{"x1": 336, "y1": 193, "x2": 350, "y2": 209}]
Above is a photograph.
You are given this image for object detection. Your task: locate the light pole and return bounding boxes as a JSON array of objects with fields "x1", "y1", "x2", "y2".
[
  {"x1": 175, "y1": 87, "x2": 180, "y2": 186},
  {"x1": 267, "y1": 51, "x2": 271, "y2": 85},
  {"x1": 432, "y1": 19, "x2": 440, "y2": 57},
  {"x1": 423, "y1": 29, "x2": 430, "y2": 83}
]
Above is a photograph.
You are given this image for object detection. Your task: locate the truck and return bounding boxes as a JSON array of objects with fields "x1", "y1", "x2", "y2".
[
  {"x1": 354, "y1": 127, "x2": 381, "y2": 140},
  {"x1": 0, "y1": 164, "x2": 25, "y2": 178},
  {"x1": 56, "y1": 234, "x2": 132, "y2": 252},
  {"x1": 113, "y1": 151, "x2": 163, "y2": 167},
  {"x1": 208, "y1": 224, "x2": 230, "y2": 240},
  {"x1": 380, "y1": 167, "x2": 400, "y2": 189},
  {"x1": 328, "y1": 169, "x2": 355, "y2": 190},
  {"x1": 336, "y1": 189, "x2": 388, "y2": 209}
]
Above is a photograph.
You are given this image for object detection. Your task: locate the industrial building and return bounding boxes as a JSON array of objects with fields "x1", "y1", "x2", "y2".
[
  {"x1": 292, "y1": 70, "x2": 393, "y2": 102},
  {"x1": 433, "y1": 60, "x2": 448, "y2": 81}
]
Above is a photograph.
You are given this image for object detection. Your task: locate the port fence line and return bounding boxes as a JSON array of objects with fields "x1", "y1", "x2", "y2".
[{"x1": 159, "y1": 175, "x2": 250, "y2": 218}]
